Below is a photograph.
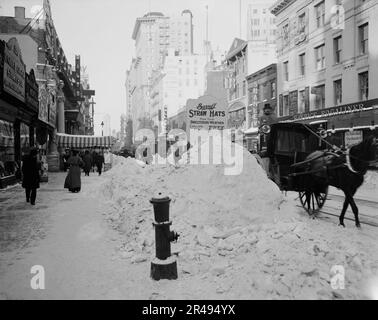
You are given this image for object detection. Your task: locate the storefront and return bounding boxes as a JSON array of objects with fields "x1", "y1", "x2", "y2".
[
  {"x1": 279, "y1": 99, "x2": 378, "y2": 164},
  {"x1": 0, "y1": 38, "x2": 38, "y2": 188}
]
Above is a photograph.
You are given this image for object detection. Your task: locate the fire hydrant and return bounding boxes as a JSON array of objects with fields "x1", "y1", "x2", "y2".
[{"x1": 150, "y1": 193, "x2": 179, "y2": 280}]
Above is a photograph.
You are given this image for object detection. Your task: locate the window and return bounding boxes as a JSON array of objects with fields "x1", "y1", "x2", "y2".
[
  {"x1": 178, "y1": 68, "x2": 182, "y2": 75},
  {"x1": 315, "y1": 44, "x2": 325, "y2": 70},
  {"x1": 359, "y1": 71, "x2": 368, "y2": 100},
  {"x1": 283, "y1": 61, "x2": 289, "y2": 81},
  {"x1": 186, "y1": 79, "x2": 190, "y2": 86},
  {"x1": 243, "y1": 81, "x2": 246, "y2": 96},
  {"x1": 0, "y1": 120, "x2": 15, "y2": 177},
  {"x1": 298, "y1": 90, "x2": 305, "y2": 113},
  {"x1": 282, "y1": 24, "x2": 289, "y2": 43},
  {"x1": 253, "y1": 9, "x2": 258, "y2": 14},
  {"x1": 259, "y1": 84, "x2": 264, "y2": 101},
  {"x1": 334, "y1": 36, "x2": 342, "y2": 64},
  {"x1": 314, "y1": 85, "x2": 325, "y2": 109},
  {"x1": 235, "y1": 84, "x2": 239, "y2": 99},
  {"x1": 194, "y1": 78, "x2": 198, "y2": 86},
  {"x1": 271, "y1": 82, "x2": 276, "y2": 99},
  {"x1": 315, "y1": 1, "x2": 325, "y2": 28},
  {"x1": 283, "y1": 95, "x2": 289, "y2": 116},
  {"x1": 334, "y1": 79, "x2": 342, "y2": 105},
  {"x1": 298, "y1": 12, "x2": 306, "y2": 33},
  {"x1": 359, "y1": 23, "x2": 368, "y2": 55},
  {"x1": 299, "y1": 53, "x2": 305, "y2": 76}
]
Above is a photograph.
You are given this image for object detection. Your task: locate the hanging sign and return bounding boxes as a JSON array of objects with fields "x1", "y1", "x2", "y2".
[
  {"x1": 345, "y1": 130, "x2": 363, "y2": 148},
  {"x1": 3, "y1": 38, "x2": 26, "y2": 102}
]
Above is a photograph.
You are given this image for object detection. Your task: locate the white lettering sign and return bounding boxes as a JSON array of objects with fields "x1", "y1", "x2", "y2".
[{"x1": 345, "y1": 130, "x2": 363, "y2": 148}]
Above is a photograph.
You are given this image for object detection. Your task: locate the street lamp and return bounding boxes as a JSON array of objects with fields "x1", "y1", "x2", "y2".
[{"x1": 101, "y1": 121, "x2": 104, "y2": 137}]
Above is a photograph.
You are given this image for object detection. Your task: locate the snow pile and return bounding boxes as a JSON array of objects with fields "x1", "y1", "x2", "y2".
[
  {"x1": 364, "y1": 171, "x2": 378, "y2": 189},
  {"x1": 97, "y1": 145, "x2": 378, "y2": 299},
  {"x1": 99, "y1": 141, "x2": 286, "y2": 257}
]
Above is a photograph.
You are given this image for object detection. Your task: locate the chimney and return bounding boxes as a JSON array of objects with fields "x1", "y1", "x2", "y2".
[{"x1": 15, "y1": 6, "x2": 26, "y2": 19}]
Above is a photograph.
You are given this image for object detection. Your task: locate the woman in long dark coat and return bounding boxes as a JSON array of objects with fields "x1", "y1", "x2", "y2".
[
  {"x1": 64, "y1": 150, "x2": 84, "y2": 193},
  {"x1": 83, "y1": 150, "x2": 92, "y2": 176},
  {"x1": 22, "y1": 147, "x2": 41, "y2": 205}
]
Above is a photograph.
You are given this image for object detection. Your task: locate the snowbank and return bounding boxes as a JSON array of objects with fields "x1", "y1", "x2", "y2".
[
  {"x1": 364, "y1": 171, "x2": 378, "y2": 189},
  {"x1": 97, "y1": 148, "x2": 378, "y2": 300}
]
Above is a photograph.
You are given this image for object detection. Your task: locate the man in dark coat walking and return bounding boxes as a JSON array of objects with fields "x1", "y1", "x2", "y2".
[
  {"x1": 95, "y1": 152, "x2": 105, "y2": 176},
  {"x1": 83, "y1": 150, "x2": 92, "y2": 176},
  {"x1": 22, "y1": 147, "x2": 41, "y2": 205}
]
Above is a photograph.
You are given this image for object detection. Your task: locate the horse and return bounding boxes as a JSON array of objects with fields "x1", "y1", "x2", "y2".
[{"x1": 304, "y1": 135, "x2": 377, "y2": 228}]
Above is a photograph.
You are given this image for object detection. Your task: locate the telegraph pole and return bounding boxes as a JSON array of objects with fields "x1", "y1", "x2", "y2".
[{"x1": 239, "y1": 0, "x2": 242, "y2": 38}]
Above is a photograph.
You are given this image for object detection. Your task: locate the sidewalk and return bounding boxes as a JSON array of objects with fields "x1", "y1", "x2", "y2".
[{"x1": 0, "y1": 172, "x2": 144, "y2": 299}]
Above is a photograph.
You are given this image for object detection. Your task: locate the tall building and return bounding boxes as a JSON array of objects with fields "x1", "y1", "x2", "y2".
[
  {"x1": 120, "y1": 113, "x2": 126, "y2": 142},
  {"x1": 271, "y1": 0, "x2": 378, "y2": 147},
  {"x1": 246, "y1": 0, "x2": 277, "y2": 75},
  {"x1": 0, "y1": 1, "x2": 94, "y2": 174},
  {"x1": 225, "y1": 38, "x2": 249, "y2": 132},
  {"x1": 127, "y1": 10, "x2": 194, "y2": 140}
]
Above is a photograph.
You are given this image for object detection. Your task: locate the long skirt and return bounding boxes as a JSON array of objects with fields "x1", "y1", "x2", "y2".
[{"x1": 64, "y1": 165, "x2": 81, "y2": 191}]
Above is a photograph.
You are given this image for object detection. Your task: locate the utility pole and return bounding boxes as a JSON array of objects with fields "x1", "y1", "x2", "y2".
[
  {"x1": 239, "y1": 0, "x2": 242, "y2": 38},
  {"x1": 101, "y1": 121, "x2": 104, "y2": 137}
]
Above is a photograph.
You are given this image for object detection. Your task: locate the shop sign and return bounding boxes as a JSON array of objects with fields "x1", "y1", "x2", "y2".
[
  {"x1": 0, "y1": 40, "x2": 4, "y2": 95},
  {"x1": 25, "y1": 69, "x2": 39, "y2": 113},
  {"x1": 3, "y1": 38, "x2": 25, "y2": 102},
  {"x1": 281, "y1": 99, "x2": 378, "y2": 122},
  {"x1": 48, "y1": 88, "x2": 56, "y2": 128},
  {"x1": 186, "y1": 95, "x2": 227, "y2": 130},
  {"x1": 345, "y1": 130, "x2": 363, "y2": 148},
  {"x1": 38, "y1": 85, "x2": 49, "y2": 124}
]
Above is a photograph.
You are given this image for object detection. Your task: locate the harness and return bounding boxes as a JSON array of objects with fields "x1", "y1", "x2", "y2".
[
  {"x1": 345, "y1": 148, "x2": 358, "y2": 173},
  {"x1": 301, "y1": 124, "x2": 377, "y2": 174}
]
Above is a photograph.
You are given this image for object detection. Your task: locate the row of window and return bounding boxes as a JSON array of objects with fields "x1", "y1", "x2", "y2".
[
  {"x1": 178, "y1": 79, "x2": 199, "y2": 86},
  {"x1": 282, "y1": 23, "x2": 368, "y2": 80},
  {"x1": 249, "y1": 81, "x2": 277, "y2": 103},
  {"x1": 251, "y1": 29, "x2": 276, "y2": 37},
  {"x1": 229, "y1": 80, "x2": 247, "y2": 101},
  {"x1": 279, "y1": 71, "x2": 369, "y2": 116}
]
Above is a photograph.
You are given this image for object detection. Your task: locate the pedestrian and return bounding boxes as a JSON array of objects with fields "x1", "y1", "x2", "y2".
[
  {"x1": 64, "y1": 149, "x2": 84, "y2": 193},
  {"x1": 91, "y1": 150, "x2": 97, "y2": 172},
  {"x1": 104, "y1": 149, "x2": 112, "y2": 172},
  {"x1": 95, "y1": 151, "x2": 105, "y2": 175},
  {"x1": 83, "y1": 150, "x2": 92, "y2": 176},
  {"x1": 63, "y1": 149, "x2": 70, "y2": 172},
  {"x1": 22, "y1": 147, "x2": 41, "y2": 205}
]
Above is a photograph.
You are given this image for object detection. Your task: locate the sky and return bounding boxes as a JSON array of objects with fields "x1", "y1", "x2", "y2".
[{"x1": 0, "y1": 0, "x2": 262, "y2": 135}]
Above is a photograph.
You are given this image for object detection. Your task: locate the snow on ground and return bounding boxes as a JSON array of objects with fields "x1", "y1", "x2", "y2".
[
  {"x1": 364, "y1": 171, "x2": 378, "y2": 190},
  {"x1": 97, "y1": 147, "x2": 378, "y2": 299}
]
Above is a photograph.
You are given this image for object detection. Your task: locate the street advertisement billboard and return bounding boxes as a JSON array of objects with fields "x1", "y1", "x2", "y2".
[
  {"x1": 186, "y1": 95, "x2": 227, "y2": 131},
  {"x1": 3, "y1": 38, "x2": 25, "y2": 102},
  {"x1": 38, "y1": 85, "x2": 49, "y2": 124}
]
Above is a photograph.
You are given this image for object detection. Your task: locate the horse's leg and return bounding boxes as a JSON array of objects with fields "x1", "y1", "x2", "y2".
[
  {"x1": 348, "y1": 190, "x2": 361, "y2": 228},
  {"x1": 339, "y1": 197, "x2": 349, "y2": 227}
]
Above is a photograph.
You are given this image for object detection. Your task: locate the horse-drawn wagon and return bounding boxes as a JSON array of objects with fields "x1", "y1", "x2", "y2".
[{"x1": 257, "y1": 122, "x2": 377, "y2": 227}]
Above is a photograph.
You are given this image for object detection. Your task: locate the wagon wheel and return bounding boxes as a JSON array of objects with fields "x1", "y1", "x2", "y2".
[{"x1": 299, "y1": 186, "x2": 328, "y2": 216}]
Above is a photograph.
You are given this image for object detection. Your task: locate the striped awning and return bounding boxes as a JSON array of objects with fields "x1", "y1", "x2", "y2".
[{"x1": 56, "y1": 134, "x2": 115, "y2": 148}]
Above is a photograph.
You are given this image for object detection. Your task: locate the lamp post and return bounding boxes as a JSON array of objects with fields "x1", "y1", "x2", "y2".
[{"x1": 101, "y1": 121, "x2": 104, "y2": 137}]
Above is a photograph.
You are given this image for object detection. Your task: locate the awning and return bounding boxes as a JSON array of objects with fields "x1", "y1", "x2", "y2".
[
  {"x1": 56, "y1": 133, "x2": 115, "y2": 148},
  {"x1": 244, "y1": 127, "x2": 259, "y2": 135}
]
